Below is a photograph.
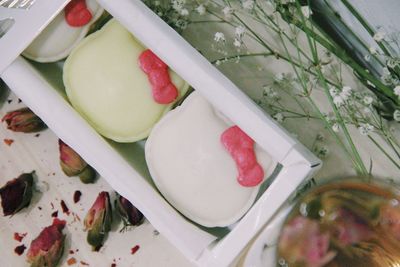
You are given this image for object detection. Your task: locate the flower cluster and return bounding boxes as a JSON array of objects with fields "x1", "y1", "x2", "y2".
[{"x1": 146, "y1": 0, "x2": 400, "y2": 174}]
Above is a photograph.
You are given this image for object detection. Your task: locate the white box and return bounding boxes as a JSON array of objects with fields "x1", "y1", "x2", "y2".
[{"x1": 0, "y1": 1, "x2": 321, "y2": 266}]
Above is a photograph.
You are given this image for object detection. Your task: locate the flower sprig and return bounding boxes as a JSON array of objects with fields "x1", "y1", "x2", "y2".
[{"x1": 145, "y1": 0, "x2": 400, "y2": 175}]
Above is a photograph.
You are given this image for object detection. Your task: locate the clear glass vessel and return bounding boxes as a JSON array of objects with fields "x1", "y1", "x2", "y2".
[{"x1": 277, "y1": 178, "x2": 400, "y2": 267}]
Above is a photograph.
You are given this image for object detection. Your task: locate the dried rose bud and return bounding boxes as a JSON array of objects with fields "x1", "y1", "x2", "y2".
[
  {"x1": 115, "y1": 193, "x2": 144, "y2": 232},
  {"x1": 78, "y1": 165, "x2": 96, "y2": 184},
  {"x1": 0, "y1": 172, "x2": 34, "y2": 216},
  {"x1": 58, "y1": 139, "x2": 96, "y2": 183},
  {"x1": 27, "y1": 218, "x2": 66, "y2": 267},
  {"x1": 84, "y1": 192, "x2": 112, "y2": 249},
  {"x1": 2, "y1": 107, "x2": 46, "y2": 133},
  {"x1": 278, "y1": 216, "x2": 336, "y2": 267},
  {"x1": 330, "y1": 208, "x2": 374, "y2": 246}
]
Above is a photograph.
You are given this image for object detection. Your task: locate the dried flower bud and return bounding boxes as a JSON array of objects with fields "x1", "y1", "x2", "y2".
[
  {"x1": 115, "y1": 193, "x2": 144, "y2": 232},
  {"x1": 0, "y1": 172, "x2": 34, "y2": 216},
  {"x1": 58, "y1": 139, "x2": 96, "y2": 183},
  {"x1": 278, "y1": 216, "x2": 336, "y2": 267},
  {"x1": 2, "y1": 108, "x2": 46, "y2": 133},
  {"x1": 27, "y1": 218, "x2": 66, "y2": 267},
  {"x1": 78, "y1": 165, "x2": 96, "y2": 184},
  {"x1": 84, "y1": 192, "x2": 112, "y2": 249}
]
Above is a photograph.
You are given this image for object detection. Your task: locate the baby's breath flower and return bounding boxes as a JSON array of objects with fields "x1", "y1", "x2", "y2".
[
  {"x1": 369, "y1": 46, "x2": 377, "y2": 55},
  {"x1": 274, "y1": 113, "x2": 284, "y2": 123},
  {"x1": 275, "y1": 72, "x2": 285, "y2": 82},
  {"x1": 364, "y1": 54, "x2": 371, "y2": 62},
  {"x1": 235, "y1": 25, "x2": 246, "y2": 37},
  {"x1": 233, "y1": 38, "x2": 242, "y2": 47},
  {"x1": 262, "y1": 86, "x2": 280, "y2": 100},
  {"x1": 340, "y1": 86, "x2": 352, "y2": 100},
  {"x1": 363, "y1": 95, "x2": 373, "y2": 105},
  {"x1": 381, "y1": 71, "x2": 394, "y2": 86},
  {"x1": 333, "y1": 95, "x2": 344, "y2": 106},
  {"x1": 172, "y1": 0, "x2": 185, "y2": 12},
  {"x1": 387, "y1": 57, "x2": 400, "y2": 69},
  {"x1": 332, "y1": 123, "x2": 340, "y2": 133},
  {"x1": 316, "y1": 133, "x2": 325, "y2": 141},
  {"x1": 175, "y1": 19, "x2": 188, "y2": 30},
  {"x1": 394, "y1": 110, "x2": 400, "y2": 122},
  {"x1": 180, "y1": 8, "x2": 189, "y2": 16},
  {"x1": 195, "y1": 4, "x2": 206, "y2": 15},
  {"x1": 373, "y1": 31, "x2": 386, "y2": 42},
  {"x1": 358, "y1": 123, "x2": 374, "y2": 136},
  {"x1": 394, "y1": 85, "x2": 400, "y2": 97},
  {"x1": 314, "y1": 145, "x2": 329, "y2": 158},
  {"x1": 301, "y1": 6, "x2": 312, "y2": 18},
  {"x1": 222, "y1": 6, "x2": 233, "y2": 17},
  {"x1": 214, "y1": 32, "x2": 225, "y2": 42},
  {"x1": 329, "y1": 86, "x2": 339, "y2": 96},
  {"x1": 242, "y1": 0, "x2": 254, "y2": 9}
]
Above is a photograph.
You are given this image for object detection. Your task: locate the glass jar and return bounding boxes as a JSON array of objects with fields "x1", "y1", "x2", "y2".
[{"x1": 275, "y1": 177, "x2": 400, "y2": 267}]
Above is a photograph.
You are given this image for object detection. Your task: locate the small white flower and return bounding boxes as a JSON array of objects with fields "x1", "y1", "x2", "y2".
[
  {"x1": 333, "y1": 95, "x2": 344, "y2": 106},
  {"x1": 358, "y1": 123, "x2": 374, "y2": 136},
  {"x1": 195, "y1": 4, "x2": 206, "y2": 15},
  {"x1": 242, "y1": 0, "x2": 254, "y2": 9},
  {"x1": 373, "y1": 31, "x2": 386, "y2": 42},
  {"x1": 394, "y1": 110, "x2": 400, "y2": 122},
  {"x1": 275, "y1": 72, "x2": 285, "y2": 81},
  {"x1": 363, "y1": 107, "x2": 371, "y2": 114},
  {"x1": 233, "y1": 38, "x2": 242, "y2": 47},
  {"x1": 215, "y1": 60, "x2": 221, "y2": 66},
  {"x1": 180, "y1": 8, "x2": 189, "y2": 16},
  {"x1": 301, "y1": 6, "x2": 312, "y2": 18},
  {"x1": 387, "y1": 57, "x2": 400, "y2": 69},
  {"x1": 363, "y1": 95, "x2": 373, "y2": 105},
  {"x1": 394, "y1": 85, "x2": 400, "y2": 97},
  {"x1": 364, "y1": 54, "x2": 371, "y2": 61},
  {"x1": 172, "y1": 0, "x2": 185, "y2": 11},
  {"x1": 235, "y1": 25, "x2": 246, "y2": 37},
  {"x1": 332, "y1": 123, "x2": 340, "y2": 132},
  {"x1": 222, "y1": 6, "x2": 233, "y2": 17},
  {"x1": 274, "y1": 113, "x2": 284, "y2": 123},
  {"x1": 340, "y1": 86, "x2": 352, "y2": 100},
  {"x1": 329, "y1": 86, "x2": 339, "y2": 96},
  {"x1": 369, "y1": 46, "x2": 377, "y2": 55},
  {"x1": 214, "y1": 32, "x2": 225, "y2": 42}
]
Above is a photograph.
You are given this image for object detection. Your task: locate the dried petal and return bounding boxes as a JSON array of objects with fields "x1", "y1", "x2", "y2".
[
  {"x1": 0, "y1": 172, "x2": 34, "y2": 216},
  {"x1": 84, "y1": 192, "x2": 112, "y2": 249},
  {"x1": 115, "y1": 193, "x2": 144, "y2": 231},
  {"x1": 2, "y1": 108, "x2": 46, "y2": 133},
  {"x1": 27, "y1": 218, "x2": 66, "y2": 267}
]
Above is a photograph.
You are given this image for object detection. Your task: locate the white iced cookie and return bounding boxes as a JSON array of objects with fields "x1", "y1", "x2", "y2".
[
  {"x1": 63, "y1": 19, "x2": 189, "y2": 142},
  {"x1": 22, "y1": 0, "x2": 104, "y2": 62},
  {"x1": 145, "y1": 92, "x2": 276, "y2": 227}
]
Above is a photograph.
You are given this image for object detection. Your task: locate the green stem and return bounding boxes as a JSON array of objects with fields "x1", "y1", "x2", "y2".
[
  {"x1": 339, "y1": 0, "x2": 392, "y2": 57},
  {"x1": 368, "y1": 135, "x2": 400, "y2": 170},
  {"x1": 210, "y1": 52, "x2": 272, "y2": 64}
]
